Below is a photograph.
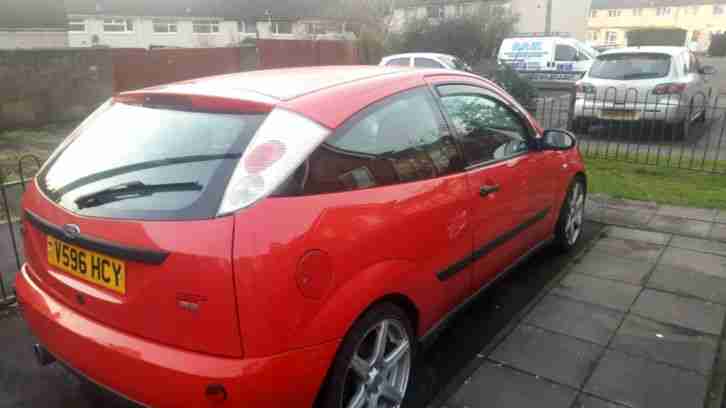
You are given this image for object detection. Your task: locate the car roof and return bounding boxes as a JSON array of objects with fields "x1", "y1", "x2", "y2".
[
  {"x1": 382, "y1": 53, "x2": 455, "y2": 60},
  {"x1": 126, "y1": 65, "x2": 488, "y2": 129},
  {"x1": 599, "y1": 46, "x2": 687, "y2": 57}
]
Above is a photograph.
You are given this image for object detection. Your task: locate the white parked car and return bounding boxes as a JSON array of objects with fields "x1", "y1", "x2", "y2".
[
  {"x1": 380, "y1": 53, "x2": 472, "y2": 71},
  {"x1": 573, "y1": 46, "x2": 716, "y2": 138},
  {"x1": 498, "y1": 35, "x2": 598, "y2": 82}
]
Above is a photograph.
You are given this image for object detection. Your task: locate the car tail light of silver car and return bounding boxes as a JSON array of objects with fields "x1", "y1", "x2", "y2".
[
  {"x1": 653, "y1": 83, "x2": 687, "y2": 95},
  {"x1": 218, "y1": 108, "x2": 331, "y2": 215},
  {"x1": 575, "y1": 82, "x2": 596, "y2": 97}
]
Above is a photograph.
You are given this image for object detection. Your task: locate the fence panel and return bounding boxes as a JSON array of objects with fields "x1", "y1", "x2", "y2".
[
  {"x1": 527, "y1": 86, "x2": 726, "y2": 174},
  {"x1": 112, "y1": 47, "x2": 244, "y2": 93},
  {"x1": 257, "y1": 39, "x2": 361, "y2": 69}
]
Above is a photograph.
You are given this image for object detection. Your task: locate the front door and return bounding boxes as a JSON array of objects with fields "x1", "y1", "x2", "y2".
[{"x1": 436, "y1": 85, "x2": 536, "y2": 290}]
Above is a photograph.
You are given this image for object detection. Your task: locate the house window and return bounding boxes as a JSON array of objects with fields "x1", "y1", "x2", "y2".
[
  {"x1": 426, "y1": 5, "x2": 444, "y2": 18},
  {"x1": 606, "y1": 31, "x2": 618, "y2": 44},
  {"x1": 193, "y1": 20, "x2": 220, "y2": 33},
  {"x1": 715, "y1": 5, "x2": 725, "y2": 15},
  {"x1": 103, "y1": 18, "x2": 134, "y2": 33},
  {"x1": 608, "y1": 10, "x2": 621, "y2": 17},
  {"x1": 272, "y1": 21, "x2": 293, "y2": 34},
  {"x1": 152, "y1": 19, "x2": 178, "y2": 33},
  {"x1": 656, "y1": 7, "x2": 671, "y2": 16},
  {"x1": 240, "y1": 20, "x2": 257, "y2": 33},
  {"x1": 590, "y1": 10, "x2": 597, "y2": 18},
  {"x1": 589, "y1": 31, "x2": 599, "y2": 41},
  {"x1": 633, "y1": 8, "x2": 643, "y2": 16},
  {"x1": 68, "y1": 18, "x2": 86, "y2": 32}
]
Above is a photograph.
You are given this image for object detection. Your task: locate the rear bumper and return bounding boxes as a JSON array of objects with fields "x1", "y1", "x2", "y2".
[
  {"x1": 16, "y1": 264, "x2": 339, "y2": 408},
  {"x1": 573, "y1": 98, "x2": 690, "y2": 123}
]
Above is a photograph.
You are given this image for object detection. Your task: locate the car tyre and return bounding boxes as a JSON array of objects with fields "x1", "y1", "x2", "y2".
[
  {"x1": 553, "y1": 177, "x2": 586, "y2": 252},
  {"x1": 319, "y1": 303, "x2": 415, "y2": 408}
]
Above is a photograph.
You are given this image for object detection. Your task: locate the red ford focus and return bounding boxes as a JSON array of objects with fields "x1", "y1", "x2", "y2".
[{"x1": 16, "y1": 66, "x2": 586, "y2": 408}]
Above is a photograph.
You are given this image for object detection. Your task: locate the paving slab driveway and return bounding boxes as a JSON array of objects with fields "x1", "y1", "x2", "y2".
[{"x1": 442, "y1": 223, "x2": 726, "y2": 408}]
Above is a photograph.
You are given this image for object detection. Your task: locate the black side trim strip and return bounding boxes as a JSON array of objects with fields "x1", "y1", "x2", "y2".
[
  {"x1": 437, "y1": 207, "x2": 551, "y2": 281},
  {"x1": 25, "y1": 210, "x2": 169, "y2": 265}
]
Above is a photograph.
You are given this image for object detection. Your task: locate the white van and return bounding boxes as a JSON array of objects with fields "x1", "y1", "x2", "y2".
[{"x1": 498, "y1": 34, "x2": 598, "y2": 82}]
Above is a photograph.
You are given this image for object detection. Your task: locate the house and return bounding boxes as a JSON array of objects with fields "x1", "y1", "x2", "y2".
[
  {"x1": 390, "y1": 0, "x2": 592, "y2": 41},
  {"x1": 0, "y1": 0, "x2": 69, "y2": 49},
  {"x1": 63, "y1": 0, "x2": 356, "y2": 49},
  {"x1": 588, "y1": 0, "x2": 726, "y2": 51}
]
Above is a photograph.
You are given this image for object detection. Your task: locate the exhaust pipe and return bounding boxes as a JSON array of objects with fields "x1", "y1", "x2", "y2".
[{"x1": 32, "y1": 344, "x2": 56, "y2": 367}]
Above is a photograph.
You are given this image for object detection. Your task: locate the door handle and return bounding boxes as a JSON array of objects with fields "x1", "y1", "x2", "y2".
[{"x1": 480, "y1": 184, "x2": 500, "y2": 197}]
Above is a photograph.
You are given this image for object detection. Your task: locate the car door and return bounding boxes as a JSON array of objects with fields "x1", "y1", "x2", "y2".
[
  {"x1": 554, "y1": 43, "x2": 580, "y2": 78},
  {"x1": 435, "y1": 84, "x2": 539, "y2": 290}
]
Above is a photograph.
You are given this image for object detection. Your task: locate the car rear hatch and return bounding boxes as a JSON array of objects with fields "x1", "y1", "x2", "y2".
[
  {"x1": 22, "y1": 94, "x2": 271, "y2": 357},
  {"x1": 585, "y1": 52, "x2": 675, "y2": 104}
]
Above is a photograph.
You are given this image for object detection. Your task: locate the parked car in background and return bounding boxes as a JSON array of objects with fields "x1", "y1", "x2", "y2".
[
  {"x1": 17, "y1": 66, "x2": 586, "y2": 408},
  {"x1": 498, "y1": 34, "x2": 598, "y2": 83},
  {"x1": 573, "y1": 46, "x2": 716, "y2": 138},
  {"x1": 380, "y1": 52, "x2": 472, "y2": 71}
]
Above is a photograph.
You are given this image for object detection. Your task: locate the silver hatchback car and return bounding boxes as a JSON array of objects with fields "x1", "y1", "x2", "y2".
[{"x1": 573, "y1": 47, "x2": 716, "y2": 138}]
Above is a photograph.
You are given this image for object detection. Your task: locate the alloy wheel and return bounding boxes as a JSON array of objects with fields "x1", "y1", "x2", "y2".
[
  {"x1": 565, "y1": 182, "x2": 584, "y2": 246},
  {"x1": 341, "y1": 319, "x2": 412, "y2": 408}
]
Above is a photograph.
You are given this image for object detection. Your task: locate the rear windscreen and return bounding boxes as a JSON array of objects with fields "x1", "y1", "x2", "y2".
[
  {"x1": 589, "y1": 53, "x2": 671, "y2": 80},
  {"x1": 38, "y1": 102, "x2": 266, "y2": 220}
]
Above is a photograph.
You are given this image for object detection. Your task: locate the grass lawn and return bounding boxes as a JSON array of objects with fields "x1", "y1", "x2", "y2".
[{"x1": 585, "y1": 156, "x2": 726, "y2": 209}]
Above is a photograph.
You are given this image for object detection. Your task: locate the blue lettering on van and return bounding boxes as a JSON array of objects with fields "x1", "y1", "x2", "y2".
[{"x1": 512, "y1": 41, "x2": 543, "y2": 52}]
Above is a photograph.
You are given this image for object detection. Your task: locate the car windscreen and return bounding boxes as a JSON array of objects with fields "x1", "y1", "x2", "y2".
[
  {"x1": 38, "y1": 102, "x2": 266, "y2": 220},
  {"x1": 589, "y1": 53, "x2": 671, "y2": 80}
]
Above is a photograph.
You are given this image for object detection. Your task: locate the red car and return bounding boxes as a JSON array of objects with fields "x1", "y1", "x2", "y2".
[{"x1": 16, "y1": 66, "x2": 586, "y2": 408}]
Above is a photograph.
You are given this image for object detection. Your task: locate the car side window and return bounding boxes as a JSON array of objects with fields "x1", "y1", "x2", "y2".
[
  {"x1": 438, "y1": 89, "x2": 530, "y2": 166},
  {"x1": 386, "y1": 57, "x2": 410, "y2": 67},
  {"x1": 555, "y1": 45, "x2": 578, "y2": 61},
  {"x1": 279, "y1": 88, "x2": 466, "y2": 196},
  {"x1": 415, "y1": 58, "x2": 445, "y2": 69}
]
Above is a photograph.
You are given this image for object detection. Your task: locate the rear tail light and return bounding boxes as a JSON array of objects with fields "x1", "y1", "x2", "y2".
[
  {"x1": 218, "y1": 108, "x2": 331, "y2": 215},
  {"x1": 575, "y1": 83, "x2": 596, "y2": 94},
  {"x1": 653, "y1": 83, "x2": 687, "y2": 95}
]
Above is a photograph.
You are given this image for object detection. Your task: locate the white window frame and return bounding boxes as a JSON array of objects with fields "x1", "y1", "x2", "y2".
[
  {"x1": 633, "y1": 8, "x2": 643, "y2": 16},
  {"x1": 715, "y1": 5, "x2": 725, "y2": 15},
  {"x1": 240, "y1": 20, "x2": 257, "y2": 34},
  {"x1": 68, "y1": 18, "x2": 86, "y2": 33},
  {"x1": 426, "y1": 5, "x2": 445, "y2": 19},
  {"x1": 606, "y1": 31, "x2": 618, "y2": 44},
  {"x1": 656, "y1": 7, "x2": 671, "y2": 16},
  {"x1": 193, "y1": 20, "x2": 220, "y2": 34},
  {"x1": 608, "y1": 9, "x2": 620, "y2": 17},
  {"x1": 590, "y1": 10, "x2": 598, "y2": 18},
  {"x1": 152, "y1": 19, "x2": 178, "y2": 34},
  {"x1": 271, "y1": 21, "x2": 293, "y2": 35},
  {"x1": 103, "y1": 18, "x2": 134, "y2": 33}
]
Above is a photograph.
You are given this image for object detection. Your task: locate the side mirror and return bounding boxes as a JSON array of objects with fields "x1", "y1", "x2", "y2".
[
  {"x1": 541, "y1": 129, "x2": 577, "y2": 150},
  {"x1": 700, "y1": 65, "x2": 717, "y2": 75}
]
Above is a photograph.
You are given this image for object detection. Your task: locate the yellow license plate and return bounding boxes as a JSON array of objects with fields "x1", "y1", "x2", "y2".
[
  {"x1": 47, "y1": 236, "x2": 126, "y2": 294},
  {"x1": 601, "y1": 110, "x2": 639, "y2": 120}
]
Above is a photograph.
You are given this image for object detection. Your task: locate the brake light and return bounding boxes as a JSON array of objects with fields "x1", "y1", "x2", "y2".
[
  {"x1": 575, "y1": 83, "x2": 595, "y2": 94},
  {"x1": 244, "y1": 141, "x2": 286, "y2": 174},
  {"x1": 113, "y1": 93, "x2": 273, "y2": 114},
  {"x1": 218, "y1": 108, "x2": 331, "y2": 215},
  {"x1": 653, "y1": 83, "x2": 687, "y2": 95}
]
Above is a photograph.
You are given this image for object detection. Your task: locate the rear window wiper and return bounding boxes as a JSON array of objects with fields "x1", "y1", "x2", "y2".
[{"x1": 75, "y1": 181, "x2": 203, "y2": 209}]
